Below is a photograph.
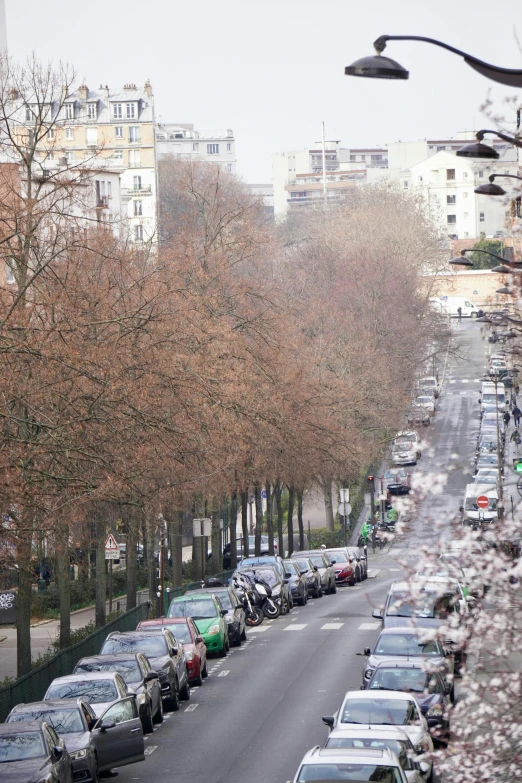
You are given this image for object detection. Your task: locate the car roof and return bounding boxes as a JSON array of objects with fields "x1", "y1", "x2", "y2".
[
  {"x1": 371, "y1": 660, "x2": 427, "y2": 671},
  {"x1": 77, "y1": 653, "x2": 141, "y2": 663},
  {"x1": 301, "y1": 747, "x2": 394, "y2": 764},
  {"x1": 0, "y1": 721, "x2": 46, "y2": 734},
  {"x1": 171, "y1": 593, "x2": 219, "y2": 602},
  {"x1": 327, "y1": 727, "x2": 410, "y2": 742},
  {"x1": 139, "y1": 617, "x2": 188, "y2": 625},
  {"x1": 342, "y1": 689, "x2": 416, "y2": 702},
  {"x1": 9, "y1": 700, "x2": 84, "y2": 712},
  {"x1": 185, "y1": 587, "x2": 230, "y2": 594},
  {"x1": 378, "y1": 625, "x2": 436, "y2": 637},
  {"x1": 49, "y1": 672, "x2": 120, "y2": 683}
]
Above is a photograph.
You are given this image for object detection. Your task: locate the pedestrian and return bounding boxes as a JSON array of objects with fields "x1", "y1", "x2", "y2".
[
  {"x1": 515, "y1": 383, "x2": 520, "y2": 396},
  {"x1": 504, "y1": 410, "x2": 511, "y2": 427},
  {"x1": 510, "y1": 429, "x2": 521, "y2": 446},
  {"x1": 457, "y1": 306, "x2": 462, "y2": 321},
  {"x1": 513, "y1": 405, "x2": 522, "y2": 428}
]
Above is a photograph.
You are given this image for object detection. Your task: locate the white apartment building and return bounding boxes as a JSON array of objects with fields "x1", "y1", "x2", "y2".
[{"x1": 156, "y1": 123, "x2": 236, "y2": 174}]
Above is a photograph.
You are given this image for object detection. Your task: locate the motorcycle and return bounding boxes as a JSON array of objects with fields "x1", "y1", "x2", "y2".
[
  {"x1": 232, "y1": 577, "x2": 264, "y2": 626},
  {"x1": 254, "y1": 581, "x2": 280, "y2": 619}
]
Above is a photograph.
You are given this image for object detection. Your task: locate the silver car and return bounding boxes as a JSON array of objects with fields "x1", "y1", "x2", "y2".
[
  {"x1": 293, "y1": 746, "x2": 408, "y2": 783},
  {"x1": 292, "y1": 550, "x2": 337, "y2": 594},
  {"x1": 44, "y1": 671, "x2": 129, "y2": 717}
]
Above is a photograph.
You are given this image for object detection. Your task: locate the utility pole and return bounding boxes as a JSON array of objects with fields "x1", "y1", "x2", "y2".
[{"x1": 322, "y1": 121, "x2": 327, "y2": 208}]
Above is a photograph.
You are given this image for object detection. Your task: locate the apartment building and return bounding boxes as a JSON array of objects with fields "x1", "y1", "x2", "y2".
[
  {"x1": 156, "y1": 123, "x2": 236, "y2": 174},
  {"x1": 19, "y1": 82, "x2": 157, "y2": 244}
]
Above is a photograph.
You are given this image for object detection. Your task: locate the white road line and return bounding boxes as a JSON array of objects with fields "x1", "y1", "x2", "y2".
[
  {"x1": 449, "y1": 379, "x2": 456, "y2": 384},
  {"x1": 389, "y1": 568, "x2": 402, "y2": 572},
  {"x1": 218, "y1": 670, "x2": 230, "y2": 677},
  {"x1": 321, "y1": 622, "x2": 344, "y2": 630},
  {"x1": 184, "y1": 703, "x2": 198, "y2": 712},
  {"x1": 283, "y1": 623, "x2": 308, "y2": 631},
  {"x1": 247, "y1": 626, "x2": 270, "y2": 633},
  {"x1": 358, "y1": 622, "x2": 381, "y2": 630},
  {"x1": 460, "y1": 391, "x2": 467, "y2": 395},
  {"x1": 144, "y1": 746, "x2": 157, "y2": 756},
  {"x1": 462, "y1": 379, "x2": 469, "y2": 383}
]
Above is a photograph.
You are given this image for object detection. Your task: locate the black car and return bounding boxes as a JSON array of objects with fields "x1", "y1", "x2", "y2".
[
  {"x1": 283, "y1": 559, "x2": 308, "y2": 605},
  {"x1": 291, "y1": 556, "x2": 322, "y2": 598},
  {"x1": 6, "y1": 698, "x2": 146, "y2": 780},
  {"x1": 184, "y1": 586, "x2": 246, "y2": 647},
  {"x1": 0, "y1": 720, "x2": 73, "y2": 783},
  {"x1": 73, "y1": 652, "x2": 163, "y2": 733},
  {"x1": 100, "y1": 630, "x2": 190, "y2": 711}
]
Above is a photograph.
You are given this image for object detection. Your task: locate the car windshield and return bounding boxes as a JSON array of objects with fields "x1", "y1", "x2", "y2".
[
  {"x1": 477, "y1": 455, "x2": 498, "y2": 466},
  {"x1": 370, "y1": 668, "x2": 442, "y2": 694},
  {"x1": 465, "y1": 497, "x2": 497, "y2": 510},
  {"x1": 284, "y1": 562, "x2": 297, "y2": 575},
  {"x1": 8, "y1": 708, "x2": 84, "y2": 734},
  {"x1": 329, "y1": 552, "x2": 349, "y2": 563},
  {"x1": 0, "y1": 733, "x2": 46, "y2": 762},
  {"x1": 142, "y1": 623, "x2": 192, "y2": 642},
  {"x1": 375, "y1": 633, "x2": 442, "y2": 656},
  {"x1": 307, "y1": 555, "x2": 326, "y2": 569},
  {"x1": 102, "y1": 636, "x2": 167, "y2": 656},
  {"x1": 386, "y1": 590, "x2": 456, "y2": 620},
  {"x1": 246, "y1": 568, "x2": 278, "y2": 586},
  {"x1": 168, "y1": 599, "x2": 217, "y2": 620},
  {"x1": 325, "y1": 739, "x2": 412, "y2": 770},
  {"x1": 210, "y1": 591, "x2": 233, "y2": 610},
  {"x1": 482, "y1": 394, "x2": 505, "y2": 405},
  {"x1": 294, "y1": 559, "x2": 310, "y2": 572},
  {"x1": 297, "y1": 763, "x2": 403, "y2": 782},
  {"x1": 420, "y1": 379, "x2": 436, "y2": 386},
  {"x1": 74, "y1": 659, "x2": 141, "y2": 684},
  {"x1": 393, "y1": 443, "x2": 412, "y2": 452},
  {"x1": 417, "y1": 397, "x2": 432, "y2": 404},
  {"x1": 341, "y1": 698, "x2": 418, "y2": 727},
  {"x1": 46, "y1": 679, "x2": 118, "y2": 703}
]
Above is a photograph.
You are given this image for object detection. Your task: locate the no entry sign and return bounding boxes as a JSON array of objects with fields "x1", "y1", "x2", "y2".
[{"x1": 476, "y1": 495, "x2": 489, "y2": 509}]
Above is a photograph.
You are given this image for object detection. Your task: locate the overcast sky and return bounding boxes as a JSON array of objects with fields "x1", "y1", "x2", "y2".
[{"x1": 5, "y1": 0, "x2": 522, "y2": 182}]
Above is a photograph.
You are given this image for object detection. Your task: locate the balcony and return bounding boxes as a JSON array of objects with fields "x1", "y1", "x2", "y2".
[
  {"x1": 96, "y1": 196, "x2": 110, "y2": 209},
  {"x1": 122, "y1": 184, "x2": 152, "y2": 196}
]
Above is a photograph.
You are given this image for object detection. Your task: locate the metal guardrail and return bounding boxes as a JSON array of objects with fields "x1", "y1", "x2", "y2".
[{"x1": 0, "y1": 602, "x2": 150, "y2": 722}]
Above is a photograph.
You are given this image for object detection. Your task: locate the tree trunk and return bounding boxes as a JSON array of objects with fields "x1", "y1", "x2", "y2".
[
  {"x1": 57, "y1": 524, "x2": 71, "y2": 649},
  {"x1": 16, "y1": 517, "x2": 33, "y2": 677},
  {"x1": 241, "y1": 490, "x2": 249, "y2": 558},
  {"x1": 274, "y1": 482, "x2": 284, "y2": 557},
  {"x1": 95, "y1": 514, "x2": 106, "y2": 627},
  {"x1": 287, "y1": 485, "x2": 295, "y2": 557},
  {"x1": 126, "y1": 510, "x2": 137, "y2": 611},
  {"x1": 229, "y1": 493, "x2": 238, "y2": 569},
  {"x1": 168, "y1": 510, "x2": 183, "y2": 588},
  {"x1": 254, "y1": 484, "x2": 263, "y2": 555},
  {"x1": 211, "y1": 510, "x2": 222, "y2": 574},
  {"x1": 322, "y1": 478, "x2": 335, "y2": 532},
  {"x1": 297, "y1": 489, "x2": 305, "y2": 551},
  {"x1": 266, "y1": 482, "x2": 274, "y2": 555}
]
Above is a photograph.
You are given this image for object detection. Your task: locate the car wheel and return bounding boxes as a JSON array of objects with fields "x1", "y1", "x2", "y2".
[
  {"x1": 153, "y1": 697, "x2": 164, "y2": 723},
  {"x1": 235, "y1": 628, "x2": 242, "y2": 647},
  {"x1": 142, "y1": 703, "x2": 154, "y2": 734},
  {"x1": 240, "y1": 626, "x2": 247, "y2": 641},
  {"x1": 180, "y1": 679, "x2": 191, "y2": 701},
  {"x1": 281, "y1": 596, "x2": 290, "y2": 615},
  {"x1": 356, "y1": 569, "x2": 361, "y2": 583},
  {"x1": 201, "y1": 661, "x2": 208, "y2": 679},
  {"x1": 314, "y1": 585, "x2": 323, "y2": 598},
  {"x1": 92, "y1": 755, "x2": 99, "y2": 783},
  {"x1": 219, "y1": 639, "x2": 228, "y2": 657},
  {"x1": 298, "y1": 592, "x2": 307, "y2": 606},
  {"x1": 168, "y1": 679, "x2": 180, "y2": 711}
]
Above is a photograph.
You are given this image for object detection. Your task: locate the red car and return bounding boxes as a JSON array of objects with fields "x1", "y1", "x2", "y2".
[{"x1": 136, "y1": 617, "x2": 208, "y2": 686}]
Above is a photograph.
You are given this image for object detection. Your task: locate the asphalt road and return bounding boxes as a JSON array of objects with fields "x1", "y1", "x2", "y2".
[{"x1": 101, "y1": 319, "x2": 493, "y2": 783}]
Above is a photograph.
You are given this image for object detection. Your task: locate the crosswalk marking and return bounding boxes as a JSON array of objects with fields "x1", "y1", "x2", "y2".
[
  {"x1": 218, "y1": 670, "x2": 230, "y2": 677},
  {"x1": 283, "y1": 623, "x2": 308, "y2": 631},
  {"x1": 184, "y1": 703, "x2": 199, "y2": 712},
  {"x1": 449, "y1": 380, "x2": 456, "y2": 383},
  {"x1": 144, "y1": 746, "x2": 157, "y2": 756},
  {"x1": 247, "y1": 626, "x2": 270, "y2": 633},
  {"x1": 321, "y1": 622, "x2": 344, "y2": 630},
  {"x1": 358, "y1": 622, "x2": 380, "y2": 630}
]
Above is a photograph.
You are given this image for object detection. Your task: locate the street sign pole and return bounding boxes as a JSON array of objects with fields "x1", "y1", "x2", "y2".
[{"x1": 109, "y1": 560, "x2": 113, "y2": 614}]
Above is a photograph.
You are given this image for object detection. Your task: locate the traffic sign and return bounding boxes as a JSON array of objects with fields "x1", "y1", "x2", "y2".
[
  {"x1": 476, "y1": 495, "x2": 489, "y2": 509},
  {"x1": 339, "y1": 488, "x2": 350, "y2": 503},
  {"x1": 338, "y1": 502, "x2": 352, "y2": 517},
  {"x1": 193, "y1": 518, "x2": 212, "y2": 537},
  {"x1": 105, "y1": 533, "x2": 120, "y2": 560},
  {"x1": 261, "y1": 489, "x2": 267, "y2": 499}
]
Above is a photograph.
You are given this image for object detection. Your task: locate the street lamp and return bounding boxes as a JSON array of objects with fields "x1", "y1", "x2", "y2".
[
  {"x1": 456, "y1": 130, "x2": 522, "y2": 159},
  {"x1": 474, "y1": 174, "x2": 522, "y2": 196},
  {"x1": 449, "y1": 248, "x2": 517, "y2": 267},
  {"x1": 344, "y1": 36, "x2": 522, "y2": 87}
]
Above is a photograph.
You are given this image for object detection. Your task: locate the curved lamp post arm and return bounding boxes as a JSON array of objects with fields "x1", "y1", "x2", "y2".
[
  {"x1": 462, "y1": 248, "x2": 513, "y2": 264},
  {"x1": 475, "y1": 129, "x2": 522, "y2": 149},
  {"x1": 489, "y1": 174, "x2": 522, "y2": 183},
  {"x1": 374, "y1": 36, "x2": 522, "y2": 87}
]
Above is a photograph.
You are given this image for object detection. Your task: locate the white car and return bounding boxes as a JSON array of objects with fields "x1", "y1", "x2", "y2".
[
  {"x1": 414, "y1": 395, "x2": 436, "y2": 416},
  {"x1": 293, "y1": 746, "x2": 409, "y2": 783},
  {"x1": 392, "y1": 441, "x2": 418, "y2": 466},
  {"x1": 323, "y1": 727, "x2": 428, "y2": 783},
  {"x1": 418, "y1": 377, "x2": 440, "y2": 398},
  {"x1": 322, "y1": 690, "x2": 434, "y2": 775},
  {"x1": 473, "y1": 468, "x2": 499, "y2": 486}
]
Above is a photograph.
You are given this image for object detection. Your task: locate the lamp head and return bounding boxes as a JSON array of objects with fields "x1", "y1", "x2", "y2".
[
  {"x1": 345, "y1": 54, "x2": 409, "y2": 79},
  {"x1": 492, "y1": 265, "x2": 514, "y2": 274},
  {"x1": 456, "y1": 141, "x2": 499, "y2": 159},
  {"x1": 474, "y1": 182, "x2": 506, "y2": 195},
  {"x1": 496, "y1": 287, "x2": 514, "y2": 294},
  {"x1": 449, "y1": 254, "x2": 473, "y2": 267}
]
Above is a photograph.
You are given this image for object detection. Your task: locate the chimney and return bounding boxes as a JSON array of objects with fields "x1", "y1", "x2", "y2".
[
  {"x1": 124, "y1": 83, "x2": 137, "y2": 90},
  {"x1": 144, "y1": 79, "x2": 153, "y2": 97},
  {"x1": 78, "y1": 84, "x2": 88, "y2": 100},
  {"x1": 59, "y1": 155, "x2": 68, "y2": 167}
]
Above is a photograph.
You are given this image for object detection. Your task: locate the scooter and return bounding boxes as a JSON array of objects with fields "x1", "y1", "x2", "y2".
[{"x1": 232, "y1": 578, "x2": 264, "y2": 626}]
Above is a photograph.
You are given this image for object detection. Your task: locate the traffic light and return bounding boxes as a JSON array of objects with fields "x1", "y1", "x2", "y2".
[{"x1": 367, "y1": 475, "x2": 375, "y2": 487}]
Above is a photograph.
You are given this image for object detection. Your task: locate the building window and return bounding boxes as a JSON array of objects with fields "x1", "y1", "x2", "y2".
[
  {"x1": 129, "y1": 149, "x2": 141, "y2": 168},
  {"x1": 113, "y1": 103, "x2": 122, "y2": 119},
  {"x1": 134, "y1": 199, "x2": 142, "y2": 216},
  {"x1": 463, "y1": 172, "x2": 468, "y2": 179},
  {"x1": 134, "y1": 224, "x2": 143, "y2": 242},
  {"x1": 403, "y1": 181, "x2": 409, "y2": 189},
  {"x1": 87, "y1": 103, "x2": 97, "y2": 120},
  {"x1": 464, "y1": 191, "x2": 468, "y2": 198},
  {"x1": 113, "y1": 149, "x2": 123, "y2": 160},
  {"x1": 464, "y1": 232, "x2": 469, "y2": 238},
  {"x1": 227, "y1": 163, "x2": 232, "y2": 173},
  {"x1": 478, "y1": 170, "x2": 484, "y2": 178},
  {"x1": 65, "y1": 127, "x2": 74, "y2": 140},
  {"x1": 115, "y1": 126, "x2": 123, "y2": 138},
  {"x1": 47, "y1": 128, "x2": 55, "y2": 140},
  {"x1": 480, "y1": 212, "x2": 485, "y2": 222},
  {"x1": 24, "y1": 105, "x2": 32, "y2": 121},
  {"x1": 192, "y1": 142, "x2": 199, "y2": 152},
  {"x1": 447, "y1": 195, "x2": 456, "y2": 204},
  {"x1": 446, "y1": 169, "x2": 455, "y2": 180},
  {"x1": 86, "y1": 127, "x2": 98, "y2": 146},
  {"x1": 437, "y1": 145, "x2": 445, "y2": 152},
  {"x1": 371, "y1": 154, "x2": 383, "y2": 161},
  {"x1": 126, "y1": 102, "x2": 136, "y2": 119},
  {"x1": 133, "y1": 175, "x2": 142, "y2": 190},
  {"x1": 418, "y1": 175, "x2": 423, "y2": 182},
  {"x1": 207, "y1": 143, "x2": 219, "y2": 155},
  {"x1": 129, "y1": 126, "x2": 140, "y2": 143},
  {"x1": 65, "y1": 103, "x2": 74, "y2": 120},
  {"x1": 65, "y1": 151, "x2": 73, "y2": 162},
  {"x1": 447, "y1": 215, "x2": 457, "y2": 224},
  {"x1": 227, "y1": 143, "x2": 232, "y2": 152},
  {"x1": 5, "y1": 259, "x2": 15, "y2": 285},
  {"x1": 463, "y1": 212, "x2": 469, "y2": 219}
]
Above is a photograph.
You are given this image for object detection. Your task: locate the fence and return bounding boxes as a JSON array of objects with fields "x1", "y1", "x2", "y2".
[{"x1": 0, "y1": 602, "x2": 150, "y2": 722}]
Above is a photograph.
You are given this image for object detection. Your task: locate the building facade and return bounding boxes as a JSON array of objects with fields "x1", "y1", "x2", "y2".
[{"x1": 155, "y1": 123, "x2": 236, "y2": 174}]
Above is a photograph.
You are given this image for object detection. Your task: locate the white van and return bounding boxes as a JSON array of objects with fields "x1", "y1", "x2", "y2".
[
  {"x1": 480, "y1": 381, "x2": 507, "y2": 415},
  {"x1": 462, "y1": 483, "x2": 498, "y2": 524},
  {"x1": 430, "y1": 296, "x2": 480, "y2": 318}
]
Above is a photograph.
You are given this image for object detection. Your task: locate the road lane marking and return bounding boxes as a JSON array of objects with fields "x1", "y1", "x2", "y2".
[
  {"x1": 284, "y1": 624, "x2": 308, "y2": 631},
  {"x1": 462, "y1": 379, "x2": 469, "y2": 383},
  {"x1": 184, "y1": 703, "x2": 199, "y2": 712},
  {"x1": 247, "y1": 626, "x2": 270, "y2": 633},
  {"x1": 358, "y1": 622, "x2": 380, "y2": 630},
  {"x1": 389, "y1": 568, "x2": 402, "y2": 572},
  {"x1": 321, "y1": 622, "x2": 344, "y2": 630},
  {"x1": 449, "y1": 380, "x2": 456, "y2": 383},
  {"x1": 144, "y1": 746, "x2": 157, "y2": 755},
  {"x1": 218, "y1": 670, "x2": 230, "y2": 677}
]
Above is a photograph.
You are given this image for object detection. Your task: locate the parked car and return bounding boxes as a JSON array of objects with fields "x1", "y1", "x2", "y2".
[
  {"x1": 100, "y1": 629, "x2": 189, "y2": 709},
  {"x1": 414, "y1": 395, "x2": 435, "y2": 416},
  {"x1": 44, "y1": 672, "x2": 129, "y2": 718},
  {"x1": 365, "y1": 662, "x2": 451, "y2": 744},
  {"x1": 185, "y1": 586, "x2": 246, "y2": 646},
  {"x1": 283, "y1": 559, "x2": 308, "y2": 605},
  {"x1": 293, "y1": 746, "x2": 409, "y2": 783},
  {"x1": 406, "y1": 405, "x2": 431, "y2": 427},
  {"x1": 347, "y1": 546, "x2": 368, "y2": 580},
  {"x1": 323, "y1": 727, "x2": 429, "y2": 783},
  {"x1": 292, "y1": 550, "x2": 337, "y2": 594},
  {"x1": 222, "y1": 535, "x2": 278, "y2": 567},
  {"x1": 359, "y1": 626, "x2": 454, "y2": 691},
  {"x1": 383, "y1": 469, "x2": 411, "y2": 495},
  {"x1": 322, "y1": 690, "x2": 434, "y2": 775},
  {"x1": 417, "y1": 377, "x2": 440, "y2": 398},
  {"x1": 234, "y1": 563, "x2": 293, "y2": 613},
  {"x1": 291, "y1": 556, "x2": 323, "y2": 598},
  {"x1": 392, "y1": 441, "x2": 418, "y2": 466},
  {"x1": 0, "y1": 721, "x2": 73, "y2": 783},
  {"x1": 168, "y1": 593, "x2": 229, "y2": 657},
  {"x1": 6, "y1": 697, "x2": 145, "y2": 778},
  {"x1": 323, "y1": 548, "x2": 357, "y2": 585},
  {"x1": 73, "y1": 652, "x2": 162, "y2": 733},
  {"x1": 475, "y1": 451, "x2": 503, "y2": 475},
  {"x1": 136, "y1": 616, "x2": 208, "y2": 686}
]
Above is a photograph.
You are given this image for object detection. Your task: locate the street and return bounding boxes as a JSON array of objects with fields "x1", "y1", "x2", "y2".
[{"x1": 107, "y1": 318, "x2": 489, "y2": 783}]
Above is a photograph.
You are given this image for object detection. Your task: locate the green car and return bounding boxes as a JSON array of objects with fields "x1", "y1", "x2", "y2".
[{"x1": 167, "y1": 594, "x2": 229, "y2": 657}]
